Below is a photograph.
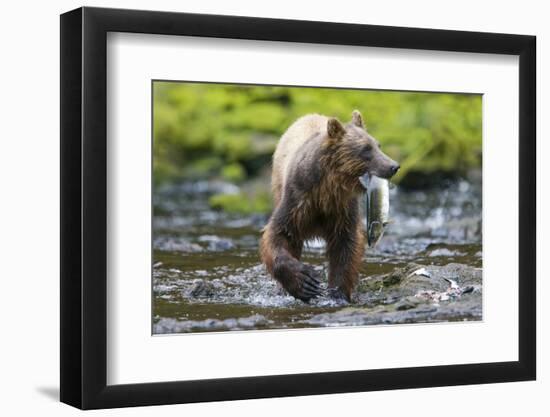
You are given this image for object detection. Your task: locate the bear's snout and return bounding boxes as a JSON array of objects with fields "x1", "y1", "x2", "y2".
[
  {"x1": 390, "y1": 164, "x2": 400, "y2": 176},
  {"x1": 370, "y1": 155, "x2": 400, "y2": 179}
]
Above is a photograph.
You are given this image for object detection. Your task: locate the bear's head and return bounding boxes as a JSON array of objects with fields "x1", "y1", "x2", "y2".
[{"x1": 324, "y1": 110, "x2": 400, "y2": 182}]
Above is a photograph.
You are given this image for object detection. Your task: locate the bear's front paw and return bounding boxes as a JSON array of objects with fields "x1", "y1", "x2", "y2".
[{"x1": 276, "y1": 261, "x2": 324, "y2": 302}]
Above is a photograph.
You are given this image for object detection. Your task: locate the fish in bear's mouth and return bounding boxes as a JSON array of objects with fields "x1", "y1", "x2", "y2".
[{"x1": 359, "y1": 173, "x2": 371, "y2": 190}]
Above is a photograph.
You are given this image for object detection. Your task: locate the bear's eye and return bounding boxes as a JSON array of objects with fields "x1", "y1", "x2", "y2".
[{"x1": 361, "y1": 144, "x2": 373, "y2": 160}]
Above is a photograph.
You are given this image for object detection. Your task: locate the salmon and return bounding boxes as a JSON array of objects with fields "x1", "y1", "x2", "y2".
[{"x1": 360, "y1": 174, "x2": 390, "y2": 248}]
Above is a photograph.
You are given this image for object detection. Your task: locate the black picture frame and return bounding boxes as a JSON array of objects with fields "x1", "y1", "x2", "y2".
[{"x1": 60, "y1": 6, "x2": 536, "y2": 410}]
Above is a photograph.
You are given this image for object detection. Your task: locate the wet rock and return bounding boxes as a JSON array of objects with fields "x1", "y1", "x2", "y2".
[
  {"x1": 153, "y1": 314, "x2": 273, "y2": 333},
  {"x1": 188, "y1": 279, "x2": 216, "y2": 298},
  {"x1": 461, "y1": 285, "x2": 475, "y2": 294},
  {"x1": 154, "y1": 236, "x2": 203, "y2": 253},
  {"x1": 328, "y1": 262, "x2": 482, "y2": 326},
  {"x1": 237, "y1": 314, "x2": 271, "y2": 328},
  {"x1": 198, "y1": 235, "x2": 235, "y2": 251},
  {"x1": 370, "y1": 236, "x2": 430, "y2": 256},
  {"x1": 153, "y1": 284, "x2": 177, "y2": 294},
  {"x1": 395, "y1": 297, "x2": 422, "y2": 311},
  {"x1": 434, "y1": 263, "x2": 482, "y2": 287},
  {"x1": 305, "y1": 297, "x2": 480, "y2": 327},
  {"x1": 222, "y1": 318, "x2": 239, "y2": 329},
  {"x1": 153, "y1": 317, "x2": 227, "y2": 333},
  {"x1": 428, "y1": 248, "x2": 464, "y2": 257}
]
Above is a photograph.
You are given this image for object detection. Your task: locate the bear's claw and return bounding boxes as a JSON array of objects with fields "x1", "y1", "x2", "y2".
[
  {"x1": 294, "y1": 267, "x2": 324, "y2": 302},
  {"x1": 273, "y1": 256, "x2": 324, "y2": 302},
  {"x1": 294, "y1": 277, "x2": 324, "y2": 301}
]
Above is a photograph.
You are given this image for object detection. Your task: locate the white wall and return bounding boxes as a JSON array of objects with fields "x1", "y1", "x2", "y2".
[{"x1": 0, "y1": 0, "x2": 545, "y2": 415}]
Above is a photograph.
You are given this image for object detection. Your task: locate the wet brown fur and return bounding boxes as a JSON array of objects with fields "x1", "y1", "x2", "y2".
[{"x1": 260, "y1": 110, "x2": 398, "y2": 302}]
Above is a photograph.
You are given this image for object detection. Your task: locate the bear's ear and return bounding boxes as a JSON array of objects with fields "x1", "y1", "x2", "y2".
[
  {"x1": 351, "y1": 110, "x2": 365, "y2": 128},
  {"x1": 327, "y1": 118, "x2": 346, "y2": 140}
]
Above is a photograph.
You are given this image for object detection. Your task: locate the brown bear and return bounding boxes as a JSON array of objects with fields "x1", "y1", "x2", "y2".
[{"x1": 260, "y1": 110, "x2": 399, "y2": 302}]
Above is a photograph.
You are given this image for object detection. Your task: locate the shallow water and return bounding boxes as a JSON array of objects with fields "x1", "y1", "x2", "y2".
[{"x1": 152, "y1": 179, "x2": 482, "y2": 334}]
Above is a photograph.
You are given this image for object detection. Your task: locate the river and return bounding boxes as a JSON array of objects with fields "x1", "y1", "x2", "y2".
[{"x1": 153, "y1": 177, "x2": 482, "y2": 334}]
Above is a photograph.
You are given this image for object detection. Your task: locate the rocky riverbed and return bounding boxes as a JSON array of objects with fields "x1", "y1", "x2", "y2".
[{"x1": 153, "y1": 178, "x2": 482, "y2": 333}]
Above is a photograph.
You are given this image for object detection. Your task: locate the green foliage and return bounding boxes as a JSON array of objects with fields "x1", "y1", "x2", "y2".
[
  {"x1": 221, "y1": 163, "x2": 246, "y2": 183},
  {"x1": 153, "y1": 81, "x2": 482, "y2": 185},
  {"x1": 209, "y1": 191, "x2": 271, "y2": 214}
]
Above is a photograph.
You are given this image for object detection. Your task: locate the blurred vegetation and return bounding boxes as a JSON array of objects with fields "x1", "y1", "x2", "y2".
[
  {"x1": 153, "y1": 82, "x2": 481, "y2": 213},
  {"x1": 209, "y1": 191, "x2": 271, "y2": 215}
]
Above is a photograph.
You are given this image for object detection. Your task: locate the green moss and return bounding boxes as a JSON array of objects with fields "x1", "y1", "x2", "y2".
[
  {"x1": 153, "y1": 81, "x2": 482, "y2": 186},
  {"x1": 221, "y1": 163, "x2": 246, "y2": 183},
  {"x1": 212, "y1": 132, "x2": 253, "y2": 162},
  {"x1": 209, "y1": 191, "x2": 271, "y2": 214},
  {"x1": 153, "y1": 161, "x2": 182, "y2": 185},
  {"x1": 182, "y1": 156, "x2": 223, "y2": 179}
]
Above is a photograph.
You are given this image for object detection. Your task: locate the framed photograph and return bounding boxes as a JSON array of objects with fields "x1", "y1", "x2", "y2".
[{"x1": 60, "y1": 6, "x2": 536, "y2": 410}]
